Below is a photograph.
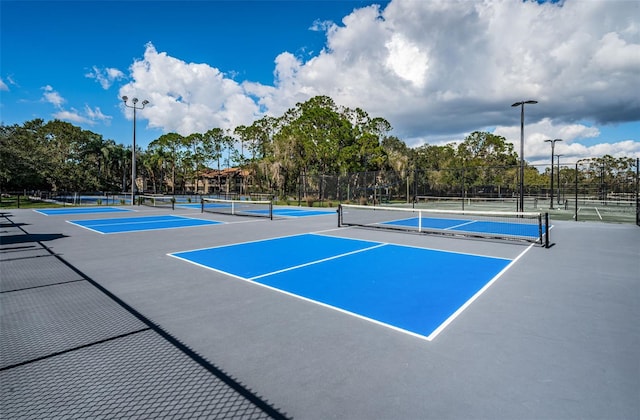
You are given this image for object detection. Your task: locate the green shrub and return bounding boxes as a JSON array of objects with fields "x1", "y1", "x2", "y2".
[{"x1": 305, "y1": 196, "x2": 315, "y2": 207}]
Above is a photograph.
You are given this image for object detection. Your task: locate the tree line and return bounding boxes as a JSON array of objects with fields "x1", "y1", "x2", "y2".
[{"x1": 1, "y1": 95, "x2": 636, "y2": 200}]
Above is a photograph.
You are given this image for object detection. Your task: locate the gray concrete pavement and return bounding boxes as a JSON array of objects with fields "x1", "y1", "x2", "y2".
[{"x1": 1, "y1": 206, "x2": 638, "y2": 419}]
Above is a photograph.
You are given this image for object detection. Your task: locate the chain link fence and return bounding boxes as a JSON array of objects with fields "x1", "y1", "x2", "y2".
[{"x1": 6, "y1": 158, "x2": 638, "y2": 224}]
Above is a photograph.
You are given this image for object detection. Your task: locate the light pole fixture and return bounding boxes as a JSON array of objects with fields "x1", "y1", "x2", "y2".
[
  {"x1": 122, "y1": 96, "x2": 149, "y2": 205},
  {"x1": 544, "y1": 138, "x2": 562, "y2": 209},
  {"x1": 512, "y1": 100, "x2": 538, "y2": 212}
]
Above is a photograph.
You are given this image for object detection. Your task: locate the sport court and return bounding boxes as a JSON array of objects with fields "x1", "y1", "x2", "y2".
[
  {"x1": 179, "y1": 201, "x2": 334, "y2": 218},
  {"x1": 68, "y1": 214, "x2": 221, "y2": 234},
  {"x1": 35, "y1": 207, "x2": 133, "y2": 216},
  {"x1": 170, "y1": 233, "x2": 515, "y2": 340},
  {"x1": 2, "y1": 204, "x2": 638, "y2": 419}
]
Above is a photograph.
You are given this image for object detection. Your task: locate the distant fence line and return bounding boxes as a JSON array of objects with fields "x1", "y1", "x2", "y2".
[{"x1": 3, "y1": 159, "x2": 638, "y2": 225}]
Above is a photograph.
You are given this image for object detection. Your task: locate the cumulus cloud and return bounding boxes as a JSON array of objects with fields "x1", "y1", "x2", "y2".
[
  {"x1": 42, "y1": 85, "x2": 65, "y2": 108},
  {"x1": 53, "y1": 109, "x2": 92, "y2": 125},
  {"x1": 119, "y1": 0, "x2": 640, "y2": 162},
  {"x1": 119, "y1": 43, "x2": 260, "y2": 136},
  {"x1": 41, "y1": 85, "x2": 112, "y2": 126},
  {"x1": 86, "y1": 66, "x2": 125, "y2": 89},
  {"x1": 52, "y1": 106, "x2": 111, "y2": 126},
  {"x1": 84, "y1": 105, "x2": 112, "y2": 124}
]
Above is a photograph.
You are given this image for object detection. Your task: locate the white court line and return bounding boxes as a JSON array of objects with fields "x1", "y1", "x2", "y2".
[
  {"x1": 168, "y1": 230, "x2": 524, "y2": 342},
  {"x1": 443, "y1": 220, "x2": 477, "y2": 230},
  {"x1": 65, "y1": 220, "x2": 107, "y2": 234},
  {"x1": 426, "y1": 242, "x2": 535, "y2": 341},
  {"x1": 78, "y1": 217, "x2": 178, "y2": 228},
  {"x1": 67, "y1": 216, "x2": 220, "y2": 234},
  {"x1": 313, "y1": 227, "x2": 513, "y2": 261},
  {"x1": 248, "y1": 243, "x2": 387, "y2": 281},
  {"x1": 594, "y1": 207, "x2": 603, "y2": 220}
]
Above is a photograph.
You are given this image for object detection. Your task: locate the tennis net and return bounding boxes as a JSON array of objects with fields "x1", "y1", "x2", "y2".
[
  {"x1": 338, "y1": 204, "x2": 549, "y2": 245},
  {"x1": 139, "y1": 195, "x2": 175, "y2": 209},
  {"x1": 201, "y1": 197, "x2": 273, "y2": 219}
]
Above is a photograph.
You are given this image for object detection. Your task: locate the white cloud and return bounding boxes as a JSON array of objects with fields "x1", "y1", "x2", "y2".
[
  {"x1": 40, "y1": 85, "x2": 112, "y2": 126},
  {"x1": 53, "y1": 109, "x2": 92, "y2": 125},
  {"x1": 385, "y1": 33, "x2": 428, "y2": 88},
  {"x1": 41, "y1": 85, "x2": 65, "y2": 108},
  {"x1": 0, "y1": 78, "x2": 8, "y2": 91},
  {"x1": 86, "y1": 66, "x2": 125, "y2": 89},
  {"x1": 119, "y1": 43, "x2": 260, "y2": 136},
  {"x1": 84, "y1": 105, "x2": 111, "y2": 124},
  {"x1": 52, "y1": 105, "x2": 112, "y2": 126},
  {"x1": 119, "y1": 0, "x2": 639, "y2": 161}
]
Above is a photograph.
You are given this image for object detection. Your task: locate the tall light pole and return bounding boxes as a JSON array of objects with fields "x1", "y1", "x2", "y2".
[
  {"x1": 512, "y1": 100, "x2": 538, "y2": 212},
  {"x1": 544, "y1": 138, "x2": 562, "y2": 209},
  {"x1": 122, "y1": 96, "x2": 149, "y2": 205},
  {"x1": 556, "y1": 154, "x2": 563, "y2": 205},
  {"x1": 575, "y1": 158, "x2": 588, "y2": 221}
]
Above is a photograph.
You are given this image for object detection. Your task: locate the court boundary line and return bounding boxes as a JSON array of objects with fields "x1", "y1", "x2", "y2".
[
  {"x1": 168, "y1": 232, "x2": 519, "y2": 341},
  {"x1": 167, "y1": 242, "x2": 438, "y2": 342},
  {"x1": 244, "y1": 277, "x2": 438, "y2": 342},
  {"x1": 65, "y1": 220, "x2": 108, "y2": 234},
  {"x1": 33, "y1": 207, "x2": 135, "y2": 216},
  {"x1": 167, "y1": 232, "x2": 380, "y2": 255},
  {"x1": 69, "y1": 215, "x2": 186, "y2": 228},
  {"x1": 383, "y1": 216, "x2": 540, "y2": 240},
  {"x1": 426, "y1": 242, "x2": 535, "y2": 340},
  {"x1": 66, "y1": 215, "x2": 223, "y2": 234},
  {"x1": 312, "y1": 228, "x2": 513, "y2": 261}
]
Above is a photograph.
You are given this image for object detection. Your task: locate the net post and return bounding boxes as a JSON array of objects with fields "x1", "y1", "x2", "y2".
[
  {"x1": 544, "y1": 212, "x2": 550, "y2": 248},
  {"x1": 338, "y1": 204, "x2": 342, "y2": 227},
  {"x1": 269, "y1": 200, "x2": 273, "y2": 220},
  {"x1": 201, "y1": 198, "x2": 204, "y2": 213}
]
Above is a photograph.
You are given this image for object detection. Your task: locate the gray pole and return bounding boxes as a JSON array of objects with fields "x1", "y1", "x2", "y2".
[
  {"x1": 132, "y1": 105, "x2": 136, "y2": 203},
  {"x1": 544, "y1": 139, "x2": 562, "y2": 209},
  {"x1": 556, "y1": 154, "x2": 563, "y2": 205},
  {"x1": 122, "y1": 96, "x2": 149, "y2": 205},
  {"x1": 512, "y1": 100, "x2": 538, "y2": 212}
]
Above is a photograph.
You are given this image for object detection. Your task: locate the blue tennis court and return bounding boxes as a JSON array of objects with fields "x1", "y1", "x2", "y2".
[
  {"x1": 273, "y1": 208, "x2": 335, "y2": 217},
  {"x1": 35, "y1": 207, "x2": 133, "y2": 216},
  {"x1": 175, "y1": 203, "x2": 202, "y2": 209},
  {"x1": 175, "y1": 203, "x2": 335, "y2": 218},
  {"x1": 384, "y1": 216, "x2": 543, "y2": 240},
  {"x1": 68, "y1": 215, "x2": 221, "y2": 234},
  {"x1": 170, "y1": 233, "x2": 515, "y2": 340}
]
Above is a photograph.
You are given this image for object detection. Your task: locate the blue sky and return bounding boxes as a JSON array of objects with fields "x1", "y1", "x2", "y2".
[{"x1": 2, "y1": 0, "x2": 639, "y2": 167}]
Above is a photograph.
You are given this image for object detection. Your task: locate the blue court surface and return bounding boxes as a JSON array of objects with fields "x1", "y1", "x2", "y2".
[
  {"x1": 175, "y1": 204, "x2": 334, "y2": 218},
  {"x1": 175, "y1": 203, "x2": 202, "y2": 209},
  {"x1": 273, "y1": 208, "x2": 335, "y2": 217},
  {"x1": 170, "y1": 233, "x2": 514, "y2": 340},
  {"x1": 384, "y1": 216, "x2": 543, "y2": 240},
  {"x1": 68, "y1": 215, "x2": 221, "y2": 234},
  {"x1": 35, "y1": 207, "x2": 133, "y2": 216}
]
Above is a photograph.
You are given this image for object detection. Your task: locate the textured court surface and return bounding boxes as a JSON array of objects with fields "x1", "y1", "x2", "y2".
[
  {"x1": 384, "y1": 216, "x2": 543, "y2": 239},
  {"x1": 1, "y1": 205, "x2": 638, "y2": 419},
  {"x1": 68, "y1": 215, "x2": 222, "y2": 234},
  {"x1": 35, "y1": 207, "x2": 133, "y2": 215},
  {"x1": 0, "y1": 214, "x2": 288, "y2": 419},
  {"x1": 171, "y1": 233, "x2": 514, "y2": 340}
]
